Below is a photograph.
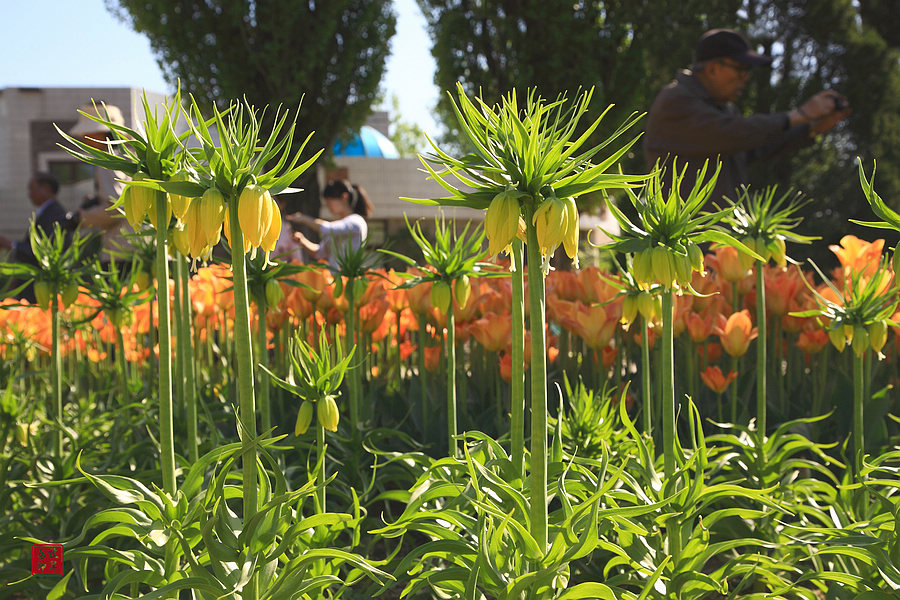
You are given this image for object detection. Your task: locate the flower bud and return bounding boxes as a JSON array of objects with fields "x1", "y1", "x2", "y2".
[
  {"x1": 633, "y1": 249, "x2": 654, "y2": 287},
  {"x1": 122, "y1": 174, "x2": 154, "y2": 231},
  {"x1": 621, "y1": 294, "x2": 638, "y2": 326},
  {"x1": 532, "y1": 195, "x2": 568, "y2": 255},
  {"x1": 561, "y1": 197, "x2": 579, "y2": 266},
  {"x1": 431, "y1": 280, "x2": 451, "y2": 312},
  {"x1": 687, "y1": 241, "x2": 705, "y2": 275},
  {"x1": 318, "y1": 395, "x2": 340, "y2": 432},
  {"x1": 851, "y1": 325, "x2": 869, "y2": 357},
  {"x1": 238, "y1": 184, "x2": 274, "y2": 249},
  {"x1": 168, "y1": 170, "x2": 194, "y2": 221},
  {"x1": 171, "y1": 224, "x2": 191, "y2": 258},
  {"x1": 485, "y1": 189, "x2": 521, "y2": 257},
  {"x1": 260, "y1": 194, "x2": 281, "y2": 254},
  {"x1": 134, "y1": 271, "x2": 151, "y2": 291},
  {"x1": 224, "y1": 207, "x2": 251, "y2": 255},
  {"x1": 200, "y1": 187, "x2": 226, "y2": 248},
  {"x1": 651, "y1": 246, "x2": 676, "y2": 289},
  {"x1": 756, "y1": 236, "x2": 769, "y2": 262},
  {"x1": 869, "y1": 320, "x2": 888, "y2": 353},
  {"x1": 147, "y1": 192, "x2": 173, "y2": 230},
  {"x1": 737, "y1": 236, "x2": 756, "y2": 270},
  {"x1": 454, "y1": 275, "x2": 471, "y2": 307},
  {"x1": 769, "y1": 237, "x2": 787, "y2": 268},
  {"x1": 61, "y1": 282, "x2": 79, "y2": 308},
  {"x1": 673, "y1": 253, "x2": 693, "y2": 288},
  {"x1": 332, "y1": 276, "x2": 344, "y2": 299},
  {"x1": 295, "y1": 401, "x2": 314, "y2": 435},
  {"x1": 265, "y1": 279, "x2": 284, "y2": 307},
  {"x1": 636, "y1": 291, "x2": 657, "y2": 321},
  {"x1": 34, "y1": 281, "x2": 51, "y2": 310}
]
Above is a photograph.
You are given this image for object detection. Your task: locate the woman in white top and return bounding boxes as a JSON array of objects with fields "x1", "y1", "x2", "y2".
[{"x1": 288, "y1": 180, "x2": 373, "y2": 269}]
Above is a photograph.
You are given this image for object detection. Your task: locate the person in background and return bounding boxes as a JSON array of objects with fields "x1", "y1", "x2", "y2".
[
  {"x1": 0, "y1": 172, "x2": 69, "y2": 301},
  {"x1": 67, "y1": 103, "x2": 130, "y2": 264},
  {"x1": 288, "y1": 179, "x2": 373, "y2": 269},
  {"x1": 271, "y1": 195, "x2": 306, "y2": 263},
  {"x1": 643, "y1": 28, "x2": 851, "y2": 204}
]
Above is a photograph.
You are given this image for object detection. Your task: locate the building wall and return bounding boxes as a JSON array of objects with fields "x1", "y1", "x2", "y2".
[{"x1": 0, "y1": 87, "x2": 165, "y2": 243}]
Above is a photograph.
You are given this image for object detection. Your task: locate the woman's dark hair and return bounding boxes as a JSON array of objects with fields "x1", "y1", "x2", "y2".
[{"x1": 323, "y1": 179, "x2": 373, "y2": 218}]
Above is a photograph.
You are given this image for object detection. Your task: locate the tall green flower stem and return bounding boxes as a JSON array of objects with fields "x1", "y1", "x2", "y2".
[
  {"x1": 345, "y1": 287, "x2": 360, "y2": 446},
  {"x1": 257, "y1": 295, "x2": 271, "y2": 434},
  {"x1": 50, "y1": 297, "x2": 63, "y2": 460},
  {"x1": 660, "y1": 288, "x2": 682, "y2": 564},
  {"x1": 173, "y1": 259, "x2": 186, "y2": 418},
  {"x1": 316, "y1": 423, "x2": 326, "y2": 511},
  {"x1": 510, "y1": 238, "x2": 526, "y2": 480},
  {"x1": 755, "y1": 264, "x2": 767, "y2": 437},
  {"x1": 525, "y1": 206, "x2": 548, "y2": 553},
  {"x1": 446, "y1": 302, "x2": 458, "y2": 457},
  {"x1": 417, "y1": 319, "x2": 429, "y2": 437},
  {"x1": 853, "y1": 352, "x2": 865, "y2": 476},
  {"x1": 180, "y1": 260, "x2": 198, "y2": 463},
  {"x1": 226, "y1": 200, "x2": 259, "y2": 600},
  {"x1": 155, "y1": 192, "x2": 176, "y2": 497},
  {"x1": 641, "y1": 318, "x2": 651, "y2": 436},
  {"x1": 115, "y1": 328, "x2": 129, "y2": 397}
]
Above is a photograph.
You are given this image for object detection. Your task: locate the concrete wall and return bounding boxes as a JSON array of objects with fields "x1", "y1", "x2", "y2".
[{"x1": 0, "y1": 87, "x2": 165, "y2": 243}]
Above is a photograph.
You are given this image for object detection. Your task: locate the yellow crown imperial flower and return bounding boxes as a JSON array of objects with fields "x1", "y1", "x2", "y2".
[
  {"x1": 147, "y1": 192, "x2": 173, "y2": 230},
  {"x1": 318, "y1": 395, "x2": 340, "y2": 432},
  {"x1": 562, "y1": 196, "x2": 579, "y2": 269},
  {"x1": 651, "y1": 246, "x2": 676, "y2": 289},
  {"x1": 533, "y1": 194, "x2": 568, "y2": 255},
  {"x1": 484, "y1": 187, "x2": 523, "y2": 257},
  {"x1": 122, "y1": 174, "x2": 154, "y2": 231},
  {"x1": 224, "y1": 208, "x2": 252, "y2": 255},
  {"x1": 238, "y1": 184, "x2": 274, "y2": 251},
  {"x1": 171, "y1": 223, "x2": 191, "y2": 258},
  {"x1": 259, "y1": 193, "x2": 282, "y2": 262},
  {"x1": 295, "y1": 401, "x2": 314, "y2": 436},
  {"x1": 868, "y1": 320, "x2": 887, "y2": 354},
  {"x1": 168, "y1": 170, "x2": 194, "y2": 222},
  {"x1": 199, "y1": 187, "x2": 226, "y2": 248},
  {"x1": 431, "y1": 280, "x2": 452, "y2": 313},
  {"x1": 34, "y1": 281, "x2": 52, "y2": 311}
]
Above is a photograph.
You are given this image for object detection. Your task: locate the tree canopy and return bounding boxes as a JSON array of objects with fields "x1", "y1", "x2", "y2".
[
  {"x1": 106, "y1": 0, "x2": 397, "y2": 213},
  {"x1": 418, "y1": 0, "x2": 900, "y2": 258}
]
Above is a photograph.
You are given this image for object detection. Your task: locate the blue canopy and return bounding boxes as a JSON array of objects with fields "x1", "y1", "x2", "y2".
[{"x1": 333, "y1": 125, "x2": 399, "y2": 158}]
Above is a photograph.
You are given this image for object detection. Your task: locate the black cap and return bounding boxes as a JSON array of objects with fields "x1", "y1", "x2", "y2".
[{"x1": 694, "y1": 29, "x2": 773, "y2": 67}]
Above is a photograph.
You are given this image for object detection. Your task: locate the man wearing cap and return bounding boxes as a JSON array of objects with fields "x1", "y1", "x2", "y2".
[
  {"x1": 644, "y1": 28, "x2": 851, "y2": 203},
  {"x1": 68, "y1": 103, "x2": 130, "y2": 262}
]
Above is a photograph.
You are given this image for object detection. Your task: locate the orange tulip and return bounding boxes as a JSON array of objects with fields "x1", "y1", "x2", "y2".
[
  {"x1": 686, "y1": 311, "x2": 715, "y2": 344},
  {"x1": 796, "y1": 327, "x2": 829, "y2": 356},
  {"x1": 764, "y1": 266, "x2": 803, "y2": 316},
  {"x1": 713, "y1": 310, "x2": 758, "y2": 357},
  {"x1": 829, "y1": 235, "x2": 884, "y2": 279},
  {"x1": 708, "y1": 245, "x2": 748, "y2": 283},
  {"x1": 700, "y1": 366, "x2": 738, "y2": 394},
  {"x1": 424, "y1": 345, "x2": 441, "y2": 371},
  {"x1": 469, "y1": 312, "x2": 512, "y2": 353}
]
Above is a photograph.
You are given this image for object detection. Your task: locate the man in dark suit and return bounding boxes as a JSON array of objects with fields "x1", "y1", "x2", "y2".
[
  {"x1": 0, "y1": 172, "x2": 69, "y2": 263},
  {"x1": 0, "y1": 172, "x2": 69, "y2": 301}
]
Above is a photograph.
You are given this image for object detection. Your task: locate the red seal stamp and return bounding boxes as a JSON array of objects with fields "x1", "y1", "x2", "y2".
[{"x1": 31, "y1": 544, "x2": 64, "y2": 576}]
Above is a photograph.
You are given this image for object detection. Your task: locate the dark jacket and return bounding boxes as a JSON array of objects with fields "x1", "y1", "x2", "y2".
[
  {"x1": 644, "y1": 70, "x2": 813, "y2": 205},
  {"x1": 12, "y1": 199, "x2": 69, "y2": 266}
]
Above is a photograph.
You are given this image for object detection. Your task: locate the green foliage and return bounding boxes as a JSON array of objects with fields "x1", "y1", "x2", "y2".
[
  {"x1": 106, "y1": 0, "x2": 396, "y2": 211},
  {"x1": 419, "y1": 0, "x2": 900, "y2": 259}
]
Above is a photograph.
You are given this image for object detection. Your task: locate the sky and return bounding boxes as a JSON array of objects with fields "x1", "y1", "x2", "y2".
[{"x1": 0, "y1": 0, "x2": 441, "y2": 138}]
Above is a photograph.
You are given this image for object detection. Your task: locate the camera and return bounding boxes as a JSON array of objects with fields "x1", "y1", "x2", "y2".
[{"x1": 833, "y1": 97, "x2": 847, "y2": 111}]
